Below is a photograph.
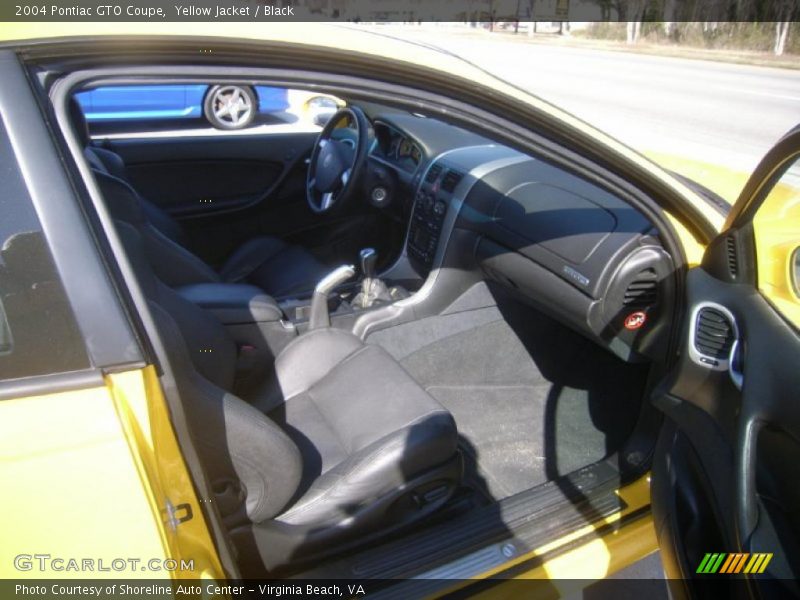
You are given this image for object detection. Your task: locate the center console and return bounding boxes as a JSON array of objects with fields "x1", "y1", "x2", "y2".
[
  {"x1": 175, "y1": 282, "x2": 297, "y2": 397},
  {"x1": 177, "y1": 283, "x2": 284, "y2": 325},
  {"x1": 177, "y1": 253, "x2": 411, "y2": 350},
  {"x1": 407, "y1": 162, "x2": 462, "y2": 275}
]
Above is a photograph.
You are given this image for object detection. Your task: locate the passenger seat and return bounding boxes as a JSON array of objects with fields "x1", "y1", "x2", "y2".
[{"x1": 115, "y1": 221, "x2": 461, "y2": 573}]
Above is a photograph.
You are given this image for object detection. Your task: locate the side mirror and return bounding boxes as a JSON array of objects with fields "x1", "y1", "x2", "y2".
[
  {"x1": 792, "y1": 247, "x2": 800, "y2": 299},
  {"x1": 306, "y1": 95, "x2": 340, "y2": 128},
  {"x1": 313, "y1": 110, "x2": 337, "y2": 127}
]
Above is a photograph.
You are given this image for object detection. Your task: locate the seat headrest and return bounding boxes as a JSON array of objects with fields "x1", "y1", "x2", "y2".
[{"x1": 68, "y1": 96, "x2": 90, "y2": 147}]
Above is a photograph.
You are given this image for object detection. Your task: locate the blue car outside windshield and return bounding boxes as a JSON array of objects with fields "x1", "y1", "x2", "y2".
[{"x1": 75, "y1": 85, "x2": 289, "y2": 121}]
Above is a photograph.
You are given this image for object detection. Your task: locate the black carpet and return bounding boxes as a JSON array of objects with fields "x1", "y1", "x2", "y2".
[{"x1": 368, "y1": 289, "x2": 650, "y2": 503}]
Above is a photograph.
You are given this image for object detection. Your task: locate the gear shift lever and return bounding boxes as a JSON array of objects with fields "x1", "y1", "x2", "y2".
[
  {"x1": 309, "y1": 264, "x2": 355, "y2": 329},
  {"x1": 355, "y1": 247, "x2": 392, "y2": 309},
  {"x1": 360, "y1": 248, "x2": 378, "y2": 299}
]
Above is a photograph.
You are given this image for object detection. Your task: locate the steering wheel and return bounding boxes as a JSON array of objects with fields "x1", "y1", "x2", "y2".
[{"x1": 306, "y1": 107, "x2": 370, "y2": 214}]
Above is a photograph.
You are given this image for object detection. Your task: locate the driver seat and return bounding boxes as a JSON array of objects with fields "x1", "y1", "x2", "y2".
[{"x1": 69, "y1": 98, "x2": 330, "y2": 298}]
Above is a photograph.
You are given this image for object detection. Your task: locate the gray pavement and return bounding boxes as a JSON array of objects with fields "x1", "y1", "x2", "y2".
[{"x1": 375, "y1": 27, "x2": 800, "y2": 175}]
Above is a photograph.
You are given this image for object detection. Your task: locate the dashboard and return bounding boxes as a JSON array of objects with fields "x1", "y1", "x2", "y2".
[
  {"x1": 363, "y1": 111, "x2": 675, "y2": 363},
  {"x1": 371, "y1": 121, "x2": 422, "y2": 173}
]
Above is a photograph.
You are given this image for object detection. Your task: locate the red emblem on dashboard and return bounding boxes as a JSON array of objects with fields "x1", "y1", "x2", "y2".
[{"x1": 624, "y1": 311, "x2": 647, "y2": 330}]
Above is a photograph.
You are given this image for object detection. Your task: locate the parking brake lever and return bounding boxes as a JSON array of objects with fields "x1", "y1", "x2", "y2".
[{"x1": 309, "y1": 265, "x2": 356, "y2": 330}]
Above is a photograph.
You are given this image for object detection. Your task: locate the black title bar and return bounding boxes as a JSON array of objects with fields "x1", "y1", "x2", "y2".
[{"x1": 3, "y1": 0, "x2": 797, "y2": 23}]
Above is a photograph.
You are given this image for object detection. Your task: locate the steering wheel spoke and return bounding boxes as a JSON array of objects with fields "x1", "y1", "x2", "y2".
[
  {"x1": 321, "y1": 192, "x2": 335, "y2": 211},
  {"x1": 305, "y1": 107, "x2": 369, "y2": 214}
]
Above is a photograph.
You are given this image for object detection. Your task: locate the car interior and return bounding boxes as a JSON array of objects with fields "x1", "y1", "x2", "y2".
[{"x1": 61, "y1": 71, "x2": 685, "y2": 579}]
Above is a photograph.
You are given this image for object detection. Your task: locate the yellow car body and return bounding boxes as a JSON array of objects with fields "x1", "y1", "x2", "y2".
[{"x1": 0, "y1": 368, "x2": 223, "y2": 581}]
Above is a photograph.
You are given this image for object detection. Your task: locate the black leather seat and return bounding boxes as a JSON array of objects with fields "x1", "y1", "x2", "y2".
[
  {"x1": 70, "y1": 99, "x2": 330, "y2": 298},
  {"x1": 115, "y1": 221, "x2": 461, "y2": 573}
]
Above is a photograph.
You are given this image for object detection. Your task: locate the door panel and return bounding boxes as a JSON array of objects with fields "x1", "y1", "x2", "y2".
[
  {"x1": 653, "y1": 268, "x2": 800, "y2": 588},
  {"x1": 126, "y1": 158, "x2": 284, "y2": 215},
  {"x1": 652, "y1": 127, "x2": 800, "y2": 598},
  {"x1": 100, "y1": 132, "x2": 396, "y2": 269},
  {"x1": 104, "y1": 132, "x2": 317, "y2": 217},
  {"x1": 103, "y1": 132, "x2": 345, "y2": 266}
]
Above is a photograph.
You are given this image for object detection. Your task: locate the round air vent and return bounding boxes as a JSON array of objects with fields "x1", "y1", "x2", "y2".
[{"x1": 689, "y1": 302, "x2": 738, "y2": 371}]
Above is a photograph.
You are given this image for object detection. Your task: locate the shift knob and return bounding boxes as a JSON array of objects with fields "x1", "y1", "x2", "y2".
[{"x1": 360, "y1": 248, "x2": 378, "y2": 280}]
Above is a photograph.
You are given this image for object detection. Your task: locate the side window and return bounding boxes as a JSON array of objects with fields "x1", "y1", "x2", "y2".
[
  {"x1": 0, "y1": 121, "x2": 90, "y2": 381},
  {"x1": 752, "y1": 155, "x2": 800, "y2": 328},
  {"x1": 74, "y1": 84, "x2": 340, "y2": 135}
]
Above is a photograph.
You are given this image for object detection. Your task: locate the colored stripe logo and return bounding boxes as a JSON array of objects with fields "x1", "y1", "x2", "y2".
[{"x1": 696, "y1": 552, "x2": 773, "y2": 574}]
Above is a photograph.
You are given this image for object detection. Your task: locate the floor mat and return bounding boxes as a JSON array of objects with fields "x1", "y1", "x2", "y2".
[
  {"x1": 427, "y1": 381, "x2": 640, "y2": 499},
  {"x1": 427, "y1": 385, "x2": 549, "y2": 499},
  {"x1": 381, "y1": 294, "x2": 650, "y2": 503}
]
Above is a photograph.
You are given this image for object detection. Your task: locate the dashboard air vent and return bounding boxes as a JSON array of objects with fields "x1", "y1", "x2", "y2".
[
  {"x1": 623, "y1": 269, "x2": 658, "y2": 308},
  {"x1": 694, "y1": 307, "x2": 735, "y2": 360},
  {"x1": 726, "y1": 235, "x2": 738, "y2": 278},
  {"x1": 441, "y1": 170, "x2": 463, "y2": 193},
  {"x1": 425, "y1": 163, "x2": 443, "y2": 183}
]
